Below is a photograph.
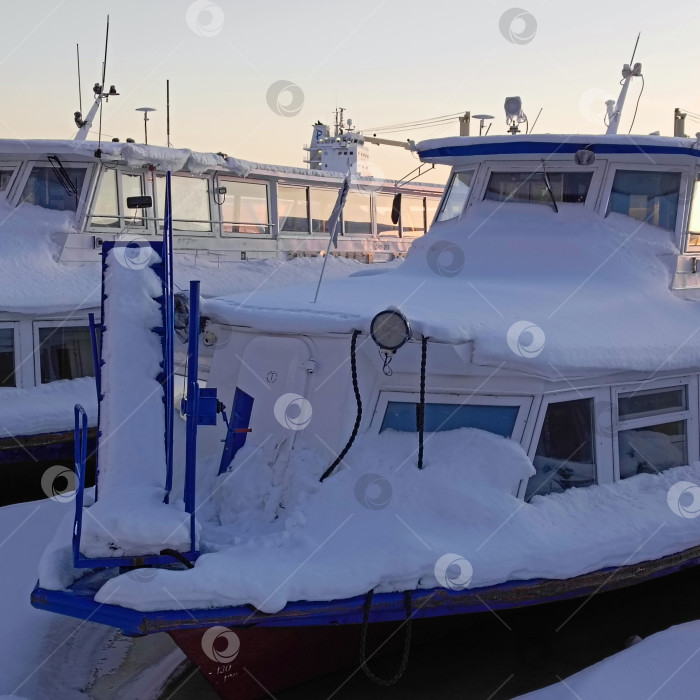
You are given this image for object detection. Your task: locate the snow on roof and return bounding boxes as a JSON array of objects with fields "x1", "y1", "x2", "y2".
[
  {"x1": 0, "y1": 138, "x2": 437, "y2": 186},
  {"x1": 204, "y1": 200, "x2": 699, "y2": 378}
]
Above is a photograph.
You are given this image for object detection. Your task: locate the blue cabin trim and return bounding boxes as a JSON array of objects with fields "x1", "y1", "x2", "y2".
[{"x1": 418, "y1": 141, "x2": 700, "y2": 160}]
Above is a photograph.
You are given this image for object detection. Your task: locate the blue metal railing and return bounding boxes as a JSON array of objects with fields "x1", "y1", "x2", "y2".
[
  {"x1": 184, "y1": 280, "x2": 200, "y2": 548},
  {"x1": 163, "y1": 171, "x2": 175, "y2": 502},
  {"x1": 72, "y1": 404, "x2": 89, "y2": 566}
]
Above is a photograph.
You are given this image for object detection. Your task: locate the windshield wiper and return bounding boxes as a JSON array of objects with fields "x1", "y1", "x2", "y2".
[{"x1": 541, "y1": 160, "x2": 559, "y2": 213}]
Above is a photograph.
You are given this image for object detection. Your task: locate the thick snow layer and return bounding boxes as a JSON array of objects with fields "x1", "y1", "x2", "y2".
[
  {"x1": 204, "y1": 202, "x2": 697, "y2": 377},
  {"x1": 80, "y1": 251, "x2": 190, "y2": 557},
  {"x1": 0, "y1": 377, "x2": 97, "y2": 436},
  {"x1": 515, "y1": 621, "x2": 700, "y2": 700},
  {"x1": 0, "y1": 192, "x2": 372, "y2": 313},
  {"x1": 70, "y1": 424, "x2": 700, "y2": 615},
  {"x1": 0, "y1": 498, "x2": 117, "y2": 699}
]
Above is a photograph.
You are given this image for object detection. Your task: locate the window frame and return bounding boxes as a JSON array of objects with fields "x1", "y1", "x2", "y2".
[
  {"x1": 599, "y1": 163, "x2": 690, "y2": 244},
  {"x1": 152, "y1": 172, "x2": 215, "y2": 237},
  {"x1": 683, "y1": 170, "x2": 700, "y2": 252},
  {"x1": 277, "y1": 182, "x2": 311, "y2": 236},
  {"x1": 0, "y1": 321, "x2": 21, "y2": 389},
  {"x1": 217, "y1": 176, "x2": 273, "y2": 238},
  {"x1": 32, "y1": 320, "x2": 95, "y2": 386},
  {"x1": 86, "y1": 167, "x2": 154, "y2": 234},
  {"x1": 435, "y1": 168, "x2": 477, "y2": 223},
  {"x1": 478, "y1": 161, "x2": 603, "y2": 210},
  {"x1": 10, "y1": 159, "x2": 93, "y2": 220},
  {"x1": 0, "y1": 161, "x2": 21, "y2": 201},
  {"x1": 611, "y1": 376, "x2": 698, "y2": 481},
  {"x1": 371, "y1": 390, "x2": 533, "y2": 442},
  {"x1": 520, "y1": 388, "x2": 613, "y2": 500}
]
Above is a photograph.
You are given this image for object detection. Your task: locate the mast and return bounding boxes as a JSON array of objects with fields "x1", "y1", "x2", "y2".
[{"x1": 605, "y1": 34, "x2": 642, "y2": 135}]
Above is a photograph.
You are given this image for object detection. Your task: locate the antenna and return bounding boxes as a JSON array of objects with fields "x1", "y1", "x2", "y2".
[
  {"x1": 96, "y1": 15, "x2": 110, "y2": 157},
  {"x1": 166, "y1": 79, "x2": 171, "y2": 147},
  {"x1": 76, "y1": 44, "x2": 83, "y2": 115},
  {"x1": 136, "y1": 107, "x2": 156, "y2": 144},
  {"x1": 528, "y1": 107, "x2": 543, "y2": 134},
  {"x1": 629, "y1": 32, "x2": 641, "y2": 66}
]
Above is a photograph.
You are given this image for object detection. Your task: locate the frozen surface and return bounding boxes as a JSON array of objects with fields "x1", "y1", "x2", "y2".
[
  {"x1": 51, "y1": 426, "x2": 700, "y2": 615},
  {"x1": 515, "y1": 621, "x2": 700, "y2": 700},
  {"x1": 0, "y1": 377, "x2": 97, "y2": 436},
  {"x1": 204, "y1": 202, "x2": 696, "y2": 378}
]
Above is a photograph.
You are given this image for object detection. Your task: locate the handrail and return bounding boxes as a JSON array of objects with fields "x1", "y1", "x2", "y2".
[
  {"x1": 163, "y1": 172, "x2": 175, "y2": 501},
  {"x1": 71, "y1": 404, "x2": 89, "y2": 566}
]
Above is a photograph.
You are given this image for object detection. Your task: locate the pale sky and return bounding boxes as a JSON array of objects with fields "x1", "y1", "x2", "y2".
[{"x1": 1, "y1": 0, "x2": 700, "y2": 181}]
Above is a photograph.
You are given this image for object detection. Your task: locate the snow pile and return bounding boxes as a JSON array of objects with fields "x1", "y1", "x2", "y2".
[
  {"x1": 0, "y1": 498, "x2": 117, "y2": 700},
  {"x1": 204, "y1": 201, "x2": 696, "y2": 377},
  {"x1": 0, "y1": 377, "x2": 97, "y2": 436},
  {"x1": 515, "y1": 621, "x2": 700, "y2": 700},
  {"x1": 53, "y1": 424, "x2": 700, "y2": 615},
  {"x1": 78, "y1": 250, "x2": 190, "y2": 558}
]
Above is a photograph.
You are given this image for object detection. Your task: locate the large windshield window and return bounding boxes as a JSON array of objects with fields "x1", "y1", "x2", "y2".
[
  {"x1": 437, "y1": 171, "x2": 474, "y2": 221},
  {"x1": 607, "y1": 170, "x2": 681, "y2": 230},
  {"x1": 157, "y1": 175, "x2": 211, "y2": 232},
  {"x1": 20, "y1": 165, "x2": 87, "y2": 212},
  {"x1": 279, "y1": 185, "x2": 309, "y2": 233},
  {"x1": 0, "y1": 167, "x2": 16, "y2": 193},
  {"x1": 221, "y1": 180, "x2": 269, "y2": 235},
  {"x1": 381, "y1": 401, "x2": 519, "y2": 437},
  {"x1": 486, "y1": 171, "x2": 592, "y2": 204}
]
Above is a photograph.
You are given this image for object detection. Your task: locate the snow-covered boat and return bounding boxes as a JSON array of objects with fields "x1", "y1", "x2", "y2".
[
  {"x1": 32, "y1": 61, "x2": 700, "y2": 697},
  {"x1": 0, "y1": 107, "x2": 441, "y2": 501}
]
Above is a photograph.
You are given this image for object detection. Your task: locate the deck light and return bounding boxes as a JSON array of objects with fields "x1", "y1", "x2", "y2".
[{"x1": 370, "y1": 309, "x2": 411, "y2": 353}]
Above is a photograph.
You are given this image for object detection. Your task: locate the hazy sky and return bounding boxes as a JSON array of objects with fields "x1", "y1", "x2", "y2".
[{"x1": 1, "y1": 0, "x2": 700, "y2": 180}]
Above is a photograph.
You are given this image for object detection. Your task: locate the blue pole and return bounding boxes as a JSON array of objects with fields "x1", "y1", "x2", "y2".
[
  {"x1": 88, "y1": 313, "x2": 101, "y2": 402},
  {"x1": 184, "y1": 280, "x2": 200, "y2": 552},
  {"x1": 72, "y1": 405, "x2": 88, "y2": 567},
  {"x1": 163, "y1": 171, "x2": 175, "y2": 502}
]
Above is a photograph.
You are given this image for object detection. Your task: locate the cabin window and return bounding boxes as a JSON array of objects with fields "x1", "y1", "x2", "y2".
[
  {"x1": 122, "y1": 173, "x2": 146, "y2": 226},
  {"x1": 426, "y1": 196, "x2": 439, "y2": 229},
  {"x1": 0, "y1": 167, "x2": 16, "y2": 193},
  {"x1": 38, "y1": 326, "x2": 94, "y2": 383},
  {"x1": 220, "y1": 180, "x2": 270, "y2": 235},
  {"x1": 279, "y1": 185, "x2": 309, "y2": 233},
  {"x1": 19, "y1": 165, "x2": 87, "y2": 212},
  {"x1": 91, "y1": 168, "x2": 120, "y2": 227},
  {"x1": 617, "y1": 386, "x2": 689, "y2": 479},
  {"x1": 607, "y1": 170, "x2": 681, "y2": 230},
  {"x1": 685, "y1": 176, "x2": 700, "y2": 248},
  {"x1": 156, "y1": 175, "x2": 211, "y2": 232},
  {"x1": 342, "y1": 190, "x2": 371, "y2": 235},
  {"x1": 381, "y1": 401, "x2": 519, "y2": 437},
  {"x1": 376, "y1": 193, "x2": 400, "y2": 235},
  {"x1": 526, "y1": 398, "x2": 596, "y2": 500},
  {"x1": 485, "y1": 171, "x2": 592, "y2": 205},
  {"x1": 437, "y1": 171, "x2": 474, "y2": 221},
  {"x1": 400, "y1": 196, "x2": 426, "y2": 237},
  {"x1": 310, "y1": 187, "x2": 339, "y2": 234},
  {"x1": 0, "y1": 328, "x2": 16, "y2": 388}
]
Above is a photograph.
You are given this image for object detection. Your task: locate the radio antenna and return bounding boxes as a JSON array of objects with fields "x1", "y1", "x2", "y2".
[
  {"x1": 629, "y1": 32, "x2": 641, "y2": 66},
  {"x1": 96, "y1": 15, "x2": 110, "y2": 157},
  {"x1": 76, "y1": 44, "x2": 83, "y2": 115},
  {"x1": 166, "y1": 79, "x2": 171, "y2": 147}
]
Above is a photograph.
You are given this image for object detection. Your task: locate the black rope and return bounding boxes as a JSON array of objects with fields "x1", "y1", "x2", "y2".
[
  {"x1": 320, "y1": 330, "x2": 362, "y2": 482},
  {"x1": 417, "y1": 336, "x2": 428, "y2": 470},
  {"x1": 160, "y1": 548, "x2": 195, "y2": 569},
  {"x1": 359, "y1": 589, "x2": 413, "y2": 686}
]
